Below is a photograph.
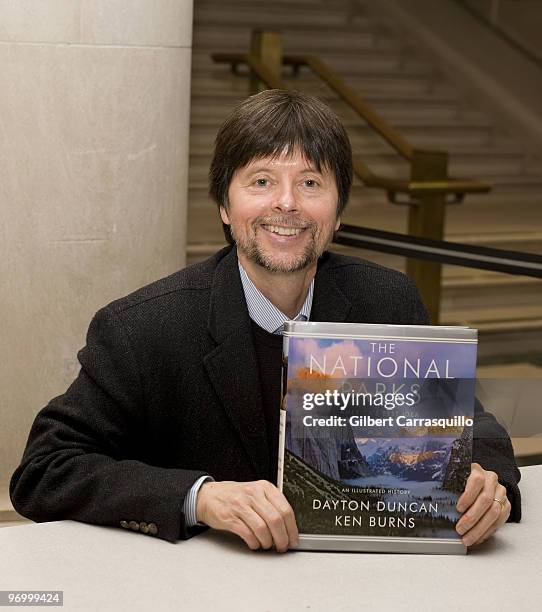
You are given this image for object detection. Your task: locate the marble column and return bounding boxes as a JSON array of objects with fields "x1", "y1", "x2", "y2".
[{"x1": 0, "y1": 0, "x2": 194, "y2": 509}]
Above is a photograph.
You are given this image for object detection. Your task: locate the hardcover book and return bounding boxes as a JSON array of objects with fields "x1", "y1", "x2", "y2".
[{"x1": 278, "y1": 321, "x2": 478, "y2": 555}]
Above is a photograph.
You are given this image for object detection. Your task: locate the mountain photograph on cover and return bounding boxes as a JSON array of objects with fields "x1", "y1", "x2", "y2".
[{"x1": 282, "y1": 335, "x2": 476, "y2": 539}]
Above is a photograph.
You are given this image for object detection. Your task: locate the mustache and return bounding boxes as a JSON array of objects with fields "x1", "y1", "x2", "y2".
[{"x1": 254, "y1": 216, "x2": 314, "y2": 229}]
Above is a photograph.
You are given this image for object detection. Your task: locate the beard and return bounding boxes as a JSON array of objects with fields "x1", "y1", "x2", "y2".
[{"x1": 230, "y1": 215, "x2": 335, "y2": 273}]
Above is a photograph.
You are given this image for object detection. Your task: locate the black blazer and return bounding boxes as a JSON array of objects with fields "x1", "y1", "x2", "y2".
[{"x1": 10, "y1": 247, "x2": 521, "y2": 542}]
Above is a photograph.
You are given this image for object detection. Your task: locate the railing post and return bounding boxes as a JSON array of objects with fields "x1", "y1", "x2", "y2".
[
  {"x1": 250, "y1": 30, "x2": 283, "y2": 94},
  {"x1": 406, "y1": 149, "x2": 449, "y2": 324}
]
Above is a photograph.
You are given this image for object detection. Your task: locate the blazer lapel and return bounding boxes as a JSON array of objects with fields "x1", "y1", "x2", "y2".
[
  {"x1": 203, "y1": 248, "x2": 269, "y2": 479},
  {"x1": 310, "y1": 253, "x2": 352, "y2": 323}
]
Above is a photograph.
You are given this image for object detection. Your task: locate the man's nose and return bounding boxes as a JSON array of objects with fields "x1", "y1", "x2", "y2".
[{"x1": 273, "y1": 183, "x2": 299, "y2": 213}]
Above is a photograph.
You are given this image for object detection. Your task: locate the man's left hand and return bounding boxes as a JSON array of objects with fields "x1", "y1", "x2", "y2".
[{"x1": 455, "y1": 462, "x2": 511, "y2": 547}]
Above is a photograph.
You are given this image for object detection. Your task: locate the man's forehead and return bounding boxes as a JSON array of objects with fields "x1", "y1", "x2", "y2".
[{"x1": 240, "y1": 152, "x2": 326, "y2": 173}]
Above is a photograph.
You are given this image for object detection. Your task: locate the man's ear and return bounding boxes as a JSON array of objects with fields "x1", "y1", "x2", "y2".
[
  {"x1": 335, "y1": 216, "x2": 341, "y2": 231},
  {"x1": 219, "y1": 205, "x2": 230, "y2": 225}
]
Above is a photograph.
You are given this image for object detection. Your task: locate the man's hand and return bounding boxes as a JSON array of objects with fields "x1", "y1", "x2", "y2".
[
  {"x1": 196, "y1": 480, "x2": 299, "y2": 553},
  {"x1": 455, "y1": 463, "x2": 511, "y2": 547}
]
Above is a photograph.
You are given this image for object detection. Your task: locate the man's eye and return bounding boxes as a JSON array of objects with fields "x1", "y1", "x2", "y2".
[
  {"x1": 255, "y1": 178, "x2": 269, "y2": 186},
  {"x1": 304, "y1": 179, "x2": 318, "y2": 187}
]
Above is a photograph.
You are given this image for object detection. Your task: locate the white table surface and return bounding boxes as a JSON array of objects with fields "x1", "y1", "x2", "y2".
[{"x1": 1, "y1": 466, "x2": 540, "y2": 612}]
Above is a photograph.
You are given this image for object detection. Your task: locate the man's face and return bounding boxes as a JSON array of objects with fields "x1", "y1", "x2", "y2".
[{"x1": 220, "y1": 149, "x2": 340, "y2": 273}]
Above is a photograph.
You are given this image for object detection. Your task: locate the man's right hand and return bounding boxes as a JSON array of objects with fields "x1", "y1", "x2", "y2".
[{"x1": 195, "y1": 480, "x2": 299, "y2": 553}]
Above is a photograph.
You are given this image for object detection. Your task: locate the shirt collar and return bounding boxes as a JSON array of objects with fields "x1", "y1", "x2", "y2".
[{"x1": 238, "y1": 261, "x2": 313, "y2": 335}]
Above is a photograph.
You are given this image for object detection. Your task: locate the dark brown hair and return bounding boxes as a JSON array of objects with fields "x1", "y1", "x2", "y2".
[{"x1": 208, "y1": 89, "x2": 353, "y2": 244}]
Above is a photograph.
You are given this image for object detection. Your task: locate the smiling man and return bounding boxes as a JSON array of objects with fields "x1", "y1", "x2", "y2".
[
  {"x1": 220, "y1": 148, "x2": 340, "y2": 319},
  {"x1": 11, "y1": 90, "x2": 521, "y2": 553}
]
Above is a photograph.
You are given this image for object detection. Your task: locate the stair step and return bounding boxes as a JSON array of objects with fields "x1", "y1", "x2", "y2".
[
  {"x1": 198, "y1": 0, "x2": 339, "y2": 5},
  {"x1": 442, "y1": 305, "x2": 542, "y2": 329},
  {"x1": 191, "y1": 99, "x2": 464, "y2": 124},
  {"x1": 189, "y1": 95, "x2": 492, "y2": 126},
  {"x1": 189, "y1": 86, "x2": 462, "y2": 105},
  {"x1": 340, "y1": 196, "x2": 542, "y2": 234},
  {"x1": 197, "y1": 0, "x2": 358, "y2": 8},
  {"x1": 194, "y1": 26, "x2": 394, "y2": 54},
  {"x1": 195, "y1": 4, "x2": 373, "y2": 28},
  {"x1": 448, "y1": 231, "x2": 542, "y2": 250},
  {"x1": 441, "y1": 275, "x2": 542, "y2": 312},
  {"x1": 282, "y1": 72, "x2": 449, "y2": 95},
  {"x1": 189, "y1": 123, "x2": 513, "y2": 153},
  {"x1": 191, "y1": 73, "x2": 452, "y2": 97},
  {"x1": 192, "y1": 50, "x2": 432, "y2": 76},
  {"x1": 190, "y1": 110, "x2": 495, "y2": 129},
  {"x1": 194, "y1": 56, "x2": 434, "y2": 79}
]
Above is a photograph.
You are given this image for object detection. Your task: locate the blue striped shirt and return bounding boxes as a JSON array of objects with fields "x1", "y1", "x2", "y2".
[
  {"x1": 182, "y1": 260, "x2": 315, "y2": 528},
  {"x1": 237, "y1": 261, "x2": 314, "y2": 333}
]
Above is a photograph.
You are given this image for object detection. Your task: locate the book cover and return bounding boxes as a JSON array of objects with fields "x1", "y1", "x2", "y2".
[{"x1": 278, "y1": 322, "x2": 478, "y2": 554}]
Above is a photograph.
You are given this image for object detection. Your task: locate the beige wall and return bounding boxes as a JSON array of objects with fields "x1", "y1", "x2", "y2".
[{"x1": 0, "y1": 0, "x2": 194, "y2": 507}]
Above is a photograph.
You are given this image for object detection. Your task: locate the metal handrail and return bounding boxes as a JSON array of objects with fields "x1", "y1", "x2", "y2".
[
  {"x1": 218, "y1": 53, "x2": 285, "y2": 90},
  {"x1": 352, "y1": 159, "x2": 489, "y2": 204},
  {"x1": 335, "y1": 224, "x2": 542, "y2": 279}
]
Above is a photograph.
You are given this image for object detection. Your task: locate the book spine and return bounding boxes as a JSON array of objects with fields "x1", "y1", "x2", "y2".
[
  {"x1": 277, "y1": 409, "x2": 286, "y2": 491},
  {"x1": 277, "y1": 335, "x2": 289, "y2": 490}
]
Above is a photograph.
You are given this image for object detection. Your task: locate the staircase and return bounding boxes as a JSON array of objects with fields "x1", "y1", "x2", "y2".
[{"x1": 188, "y1": 0, "x2": 542, "y2": 363}]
